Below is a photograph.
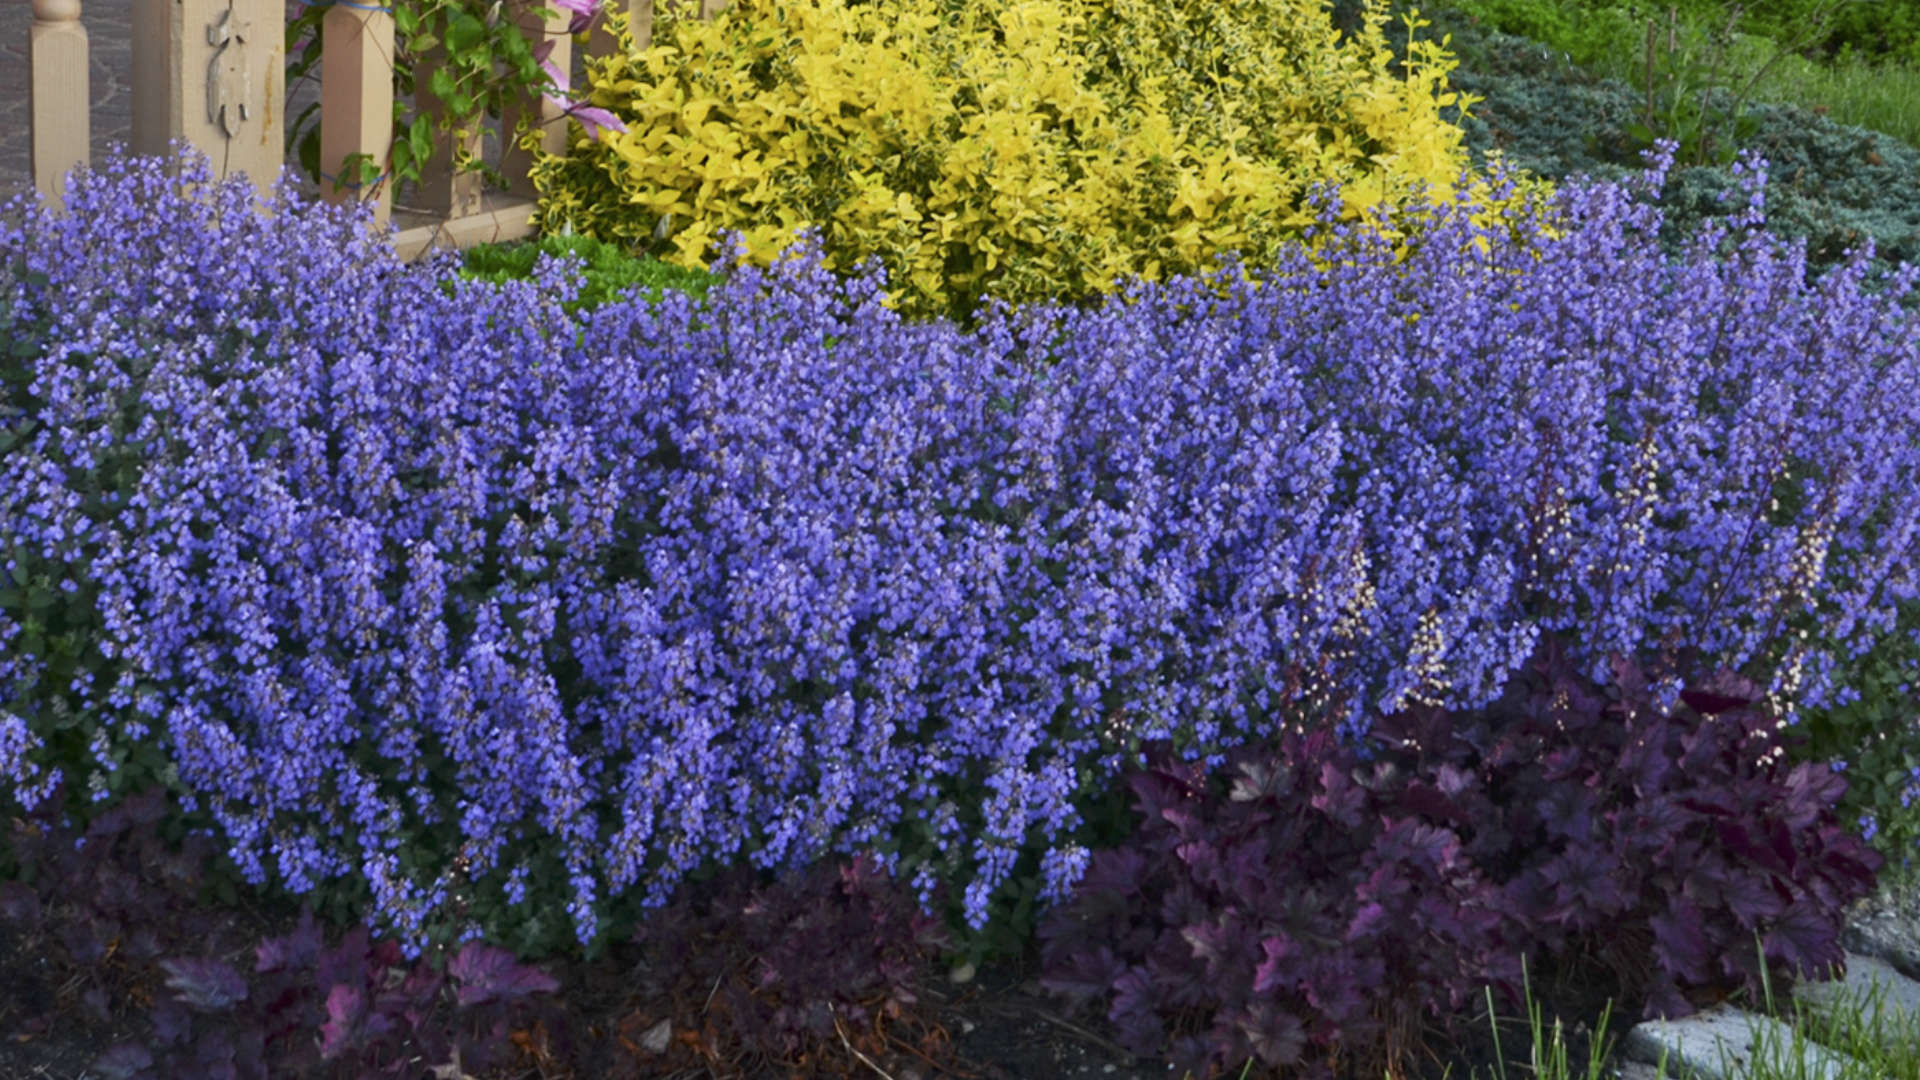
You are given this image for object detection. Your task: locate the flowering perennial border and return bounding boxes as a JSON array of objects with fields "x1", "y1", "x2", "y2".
[{"x1": 0, "y1": 146, "x2": 1916, "y2": 954}]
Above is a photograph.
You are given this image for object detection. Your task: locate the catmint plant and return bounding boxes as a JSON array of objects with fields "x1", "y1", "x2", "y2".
[{"x1": 0, "y1": 141, "x2": 1915, "y2": 961}]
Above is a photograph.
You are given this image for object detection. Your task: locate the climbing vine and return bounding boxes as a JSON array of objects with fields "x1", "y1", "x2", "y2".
[{"x1": 284, "y1": 0, "x2": 620, "y2": 201}]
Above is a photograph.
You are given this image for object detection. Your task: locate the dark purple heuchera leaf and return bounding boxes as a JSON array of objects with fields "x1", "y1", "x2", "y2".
[
  {"x1": 1343, "y1": 903, "x2": 1388, "y2": 944},
  {"x1": 1538, "y1": 846, "x2": 1631, "y2": 924},
  {"x1": 1157, "y1": 877, "x2": 1211, "y2": 935},
  {"x1": 1041, "y1": 723, "x2": 1521, "y2": 1077},
  {"x1": 313, "y1": 926, "x2": 371, "y2": 995},
  {"x1": 1612, "y1": 796, "x2": 1688, "y2": 856},
  {"x1": 1716, "y1": 820, "x2": 1792, "y2": 879},
  {"x1": 186, "y1": 1025, "x2": 240, "y2": 1080},
  {"x1": 1235, "y1": 1000, "x2": 1308, "y2": 1066},
  {"x1": 1251, "y1": 934, "x2": 1299, "y2": 995},
  {"x1": 1718, "y1": 868, "x2": 1791, "y2": 928},
  {"x1": 159, "y1": 957, "x2": 249, "y2": 1013},
  {"x1": 1174, "y1": 838, "x2": 1223, "y2": 888},
  {"x1": 1107, "y1": 967, "x2": 1165, "y2": 1054},
  {"x1": 1681, "y1": 669, "x2": 1763, "y2": 716},
  {"x1": 1130, "y1": 763, "x2": 1207, "y2": 834},
  {"x1": 0, "y1": 880, "x2": 40, "y2": 926},
  {"x1": 1311, "y1": 760, "x2": 1366, "y2": 828},
  {"x1": 319, "y1": 983, "x2": 382, "y2": 1060},
  {"x1": 839, "y1": 852, "x2": 887, "y2": 894},
  {"x1": 254, "y1": 907, "x2": 324, "y2": 973},
  {"x1": 59, "y1": 913, "x2": 111, "y2": 965},
  {"x1": 1180, "y1": 913, "x2": 1251, "y2": 980},
  {"x1": 1536, "y1": 783, "x2": 1599, "y2": 844},
  {"x1": 1373, "y1": 818, "x2": 1464, "y2": 876},
  {"x1": 448, "y1": 942, "x2": 560, "y2": 1007},
  {"x1": 96, "y1": 863, "x2": 142, "y2": 913},
  {"x1": 1681, "y1": 689, "x2": 1755, "y2": 716},
  {"x1": 1781, "y1": 762, "x2": 1850, "y2": 831},
  {"x1": 1397, "y1": 775, "x2": 1474, "y2": 826},
  {"x1": 1301, "y1": 952, "x2": 1381, "y2": 1027},
  {"x1": 1041, "y1": 634, "x2": 1889, "y2": 1071},
  {"x1": 124, "y1": 925, "x2": 165, "y2": 962},
  {"x1": 148, "y1": 997, "x2": 194, "y2": 1046},
  {"x1": 1765, "y1": 900, "x2": 1844, "y2": 976},
  {"x1": 392, "y1": 958, "x2": 448, "y2": 1007},
  {"x1": 90, "y1": 1043, "x2": 155, "y2": 1080},
  {"x1": 1230, "y1": 757, "x2": 1296, "y2": 802},
  {"x1": 620, "y1": 854, "x2": 948, "y2": 1070}
]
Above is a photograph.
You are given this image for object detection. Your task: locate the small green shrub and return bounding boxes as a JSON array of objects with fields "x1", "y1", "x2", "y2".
[
  {"x1": 1433, "y1": 0, "x2": 1920, "y2": 69},
  {"x1": 1431, "y1": 0, "x2": 1644, "y2": 68},
  {"x1": 1740, "y1": 0, "x2": 1920, "y2": 67},
  {"x1": 454, "y1": 231, "x2": 719, "y2": 315},
  {"x1": 1615, "y1": 0, "x2": 1846, "y2": 167}
]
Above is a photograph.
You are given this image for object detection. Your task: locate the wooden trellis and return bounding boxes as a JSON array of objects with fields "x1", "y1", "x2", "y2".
[{"x1": 28, "y1": 0, "x2": 719, "y2": 260}]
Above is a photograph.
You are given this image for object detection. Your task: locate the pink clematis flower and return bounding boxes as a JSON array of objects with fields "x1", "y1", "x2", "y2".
[
  {"x1": 546, "y1": 0, "x2": 600, "y2": 34},
  {"x1": 531, "y1": 37, "x2": 628, "y2": 140}
]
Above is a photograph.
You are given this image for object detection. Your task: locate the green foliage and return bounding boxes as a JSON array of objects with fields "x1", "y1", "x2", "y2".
[
  {"x1": 1617, "y1": 0, "x2": 1844, "y2": 167},
  {"x1": 1430, "y1": 0, "x2": 1920, "y2": 69},
  {"x1": 1430, "y1": 0, "x2": 1645, "y2": 68},
  {"x1": 1705, "y1": 0, "x2": 1920, "y2": 67},
  {"x1": 1776, "y1": 601, "x2": 1920, "y2": 892},
  {"x1": 1426, "y1": 0, "x2": 1848, "y2": 167},
  {"x1": 284, "y1": 0, "x2": 558, "y2": 199},
  {"x1": 1406, "y1": 3, "x2": 1920, "y2": 286},
  {"x1": 527, "y1": 0, "x2": 1558, "y2": 321},
  {"x1": 1419, "y1": 0, "x2": 1920, "y2": 155},
  {"x1": 454, "y1": 231, "x2": 721, "y2": 314}
]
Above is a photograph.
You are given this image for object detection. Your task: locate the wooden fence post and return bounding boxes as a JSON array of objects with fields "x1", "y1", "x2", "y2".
[
  {"x1": 590, "y1": 0, "x2": 654, "y2": 56},
  {"x1": 502, "y1": 0, "x2": 569, "y2": 198},
  {"x1": 130, "y1": 0, "x2": 286, "y2": 200},
  {"x1": 320, "y1": 2, "x2": 395, "y2": 228},
  {"x1": 130, "y1": 0, "x2": 163, "y2": 161},
  {"x1": 29, "y1": 0, "x2": 89, "y2": 212},
  {"x1": 410, "y1": 48, "x2": 485, "y2": 219}
]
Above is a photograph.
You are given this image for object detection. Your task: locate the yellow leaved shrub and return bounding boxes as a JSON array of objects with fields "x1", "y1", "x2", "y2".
[{"x1": 525, "y1": 0, "x2": 1560, "y2": 319}]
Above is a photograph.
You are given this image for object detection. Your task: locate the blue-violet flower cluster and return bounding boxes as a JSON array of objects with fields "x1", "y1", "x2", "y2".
[{"x1": 1, "y1": 144, "x2": 1916, "y2": 951}]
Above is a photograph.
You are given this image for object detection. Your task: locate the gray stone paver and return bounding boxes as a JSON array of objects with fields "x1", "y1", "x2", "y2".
[
  {"x1": 1617, "y1": 946, "x2": 1920, "y2": 1080},
  {"x1": 1621, "y1": 1001, "x2": 1871, "y2": 1080},
  {"x1": 1790, "y1": 952, "x2": 1920, "y2": 1061}
]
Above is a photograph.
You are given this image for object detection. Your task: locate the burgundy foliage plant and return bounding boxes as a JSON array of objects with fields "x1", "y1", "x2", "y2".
[{"x1": 1037, "y1": 635, "x2": 1883, "y2": 1078}]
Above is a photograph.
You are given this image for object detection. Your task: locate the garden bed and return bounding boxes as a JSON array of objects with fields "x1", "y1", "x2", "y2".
[{"x1": 6, "y1": 1, "x2": 1920, "y2": 1077}]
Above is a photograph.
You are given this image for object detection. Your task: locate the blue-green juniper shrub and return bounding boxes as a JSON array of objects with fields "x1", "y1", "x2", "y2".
[
  {"x1": 0, "y1": 143, "x2": 1915, "y2": 962},
  {"x1": 1408, "y1": 3, "x2": 1920, "y2": 284},
  {"x1": 1037, "y1": 637, "x2": 1883, "y2": 1077}
]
